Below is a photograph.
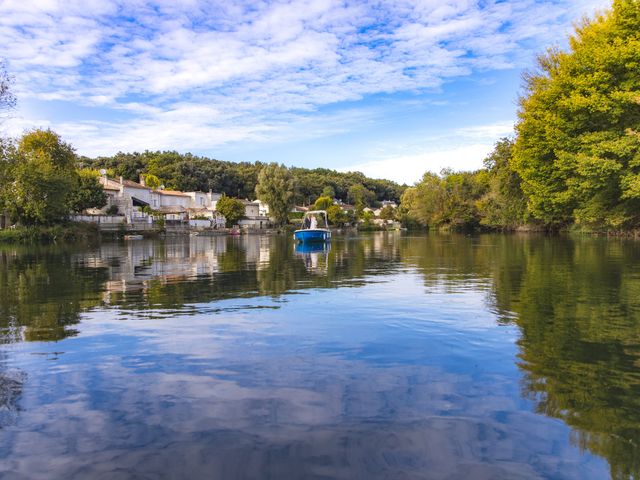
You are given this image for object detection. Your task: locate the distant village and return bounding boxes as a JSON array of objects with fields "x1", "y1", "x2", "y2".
[{"x1": 75, "y1": 172, "x2": 399, "y2": 232}]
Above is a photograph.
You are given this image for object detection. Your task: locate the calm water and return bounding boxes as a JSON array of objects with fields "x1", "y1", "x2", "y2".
[{"x1": 0, "y1": 232, "x2": 639, "y2": 479}]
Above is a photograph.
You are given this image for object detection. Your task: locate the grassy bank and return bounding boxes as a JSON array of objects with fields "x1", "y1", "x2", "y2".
[{"x1": 0, "y1": 223, "x2": 101, "y2": 244}]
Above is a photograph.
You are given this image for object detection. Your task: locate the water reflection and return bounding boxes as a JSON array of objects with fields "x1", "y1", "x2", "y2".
[
  {"x1": 0, "y1": 353, "x2": 24, "y2": 429},
  {"x1": 0, "y1": 246, "x2": 108, "y2": 342},
  {"x1": 294, "y1": 242, "x2": 331, "y2": 273},
  {"x1": 0, "y1": 233, "x2": 638, "y2": 478}
]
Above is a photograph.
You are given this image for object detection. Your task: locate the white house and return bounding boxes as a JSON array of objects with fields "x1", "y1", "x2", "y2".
[
  {"x1": 97, "y1": 174, "x2": 226, "y2": 226},
  {"x1": 238, "y1": 200, "x2": 271, "y2": 230},
  {"x1": 255, "y1": 199, "x2": 270, "y2": 217},
  {"x1": 186, "y1": 191, "x2": 222, "y2": 211}
]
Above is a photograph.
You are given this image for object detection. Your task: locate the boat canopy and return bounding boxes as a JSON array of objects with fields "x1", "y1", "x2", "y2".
[{"x1": 301, "y1": 210, "x2": 329, "y2": 230}]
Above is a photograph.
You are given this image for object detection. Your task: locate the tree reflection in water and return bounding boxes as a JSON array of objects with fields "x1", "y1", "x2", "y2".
[
  {"x1": 0, "y1": 352, "x2": 25, "y2": 429},
  {"x1": 401, "y1": 234, "x2": 640, "y2": 479},
  {"x1": 0, "y1": 233, "x2": 639, "y2": 478},
  {"x1": 0, "y1": 245, "x2": 108, "y2": 342}
]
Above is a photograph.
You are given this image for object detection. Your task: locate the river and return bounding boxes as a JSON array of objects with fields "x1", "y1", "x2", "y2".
[{"x1": 0, "y1": 232, "x2": 639, "y2": 479}]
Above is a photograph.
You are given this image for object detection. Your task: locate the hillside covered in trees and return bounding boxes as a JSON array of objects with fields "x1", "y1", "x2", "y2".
[
  {"x1": 80, "y1": 151, "x2": 405, "y2": 206},
  {"x1": 401, "y1": 0, "x2": 640, "y2": 232}
]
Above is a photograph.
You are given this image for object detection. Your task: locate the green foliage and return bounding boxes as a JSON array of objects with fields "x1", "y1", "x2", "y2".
[
  {"x1": 513, "y1": 1, "x2": 640, "y2": 229},
  {"x1": 399, "y1": 2, "x2": 640, "y2": 233},
  {"x1": 400, "y1": 170, "x2": 489, "y2": 231},
  {"x1": 0, "y1": 137, "x2": 16, "y2": 211},
  {"x1": 106, "y1": 205, "x2": 119, "y2": 215},
  {"x1": 379, "y1": 205, "x2": 395, "y2": 220},
  {"x1": 326, "y1": 204, "x2": 348, "y2": 226},
  {"x1": 347, "y1": 184, "x2": 376, "y2": 215},
  {"x1": 1, "y1": 129, "x2": 78, "y2": 225},
  {"x1": 69, "y1": 169, "x2": 108, "y2": 213},
  {"x1": 0, "y1": 223, "x2": 99, "y2": 244},
  {"x1": 140, "y1": 205, "x2": 159, "y2": 216},
  {"x1": 216, "y1": 195, "x2": 245, "y2": 227},
  {"x1": 154, "y1": 216, "x2": 165, "y2": 233},
  {"x1": 289, "y1": 167, "x2": 404, "y2": 206},
  {"x1": 361, "y1": 210, "x2": 374, "y2": 226},
  {"x1": 476, "y1": 138, "x2": 529, "y2": 230},
  {"x1": 82, "y1": 152, "x2": 405, "y2": 205},
  {"x1": 313, "y1": 196, "x2": 333, "y2": 211},
  {"x1": 321, "y1": 185, "x2": 335, "y2": 198},
  {"x1": 141, "y1": 173, "x2": 162, "y2": 189},
  {"x1": 255, "y1": 163, "x2": 294, "y2": 226}
]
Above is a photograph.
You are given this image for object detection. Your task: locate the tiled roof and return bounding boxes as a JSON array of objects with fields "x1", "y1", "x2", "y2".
[
  {"x1": 187, "y1": 206, "x2": 219, "y2": 213},
  {"x1": 121, "y1": 179, "x2": 149, "y2": 190},
  {"x1": 100, "y1": 178, "x2": 122, "y2": 190},
  {"x1": 99, "y1": 177, "x2": 150, "y2": 190},
  {"x1": 157, "y1": 206, "x2": 186, "y2": 214},
  {"x1": 158, "y1": 190, "x2": 189, "y2": 196}
]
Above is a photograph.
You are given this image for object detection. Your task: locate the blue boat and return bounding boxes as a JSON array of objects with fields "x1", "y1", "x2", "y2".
[{"x1": 294, "y1": 210, "x2": 332, "y2": 243}]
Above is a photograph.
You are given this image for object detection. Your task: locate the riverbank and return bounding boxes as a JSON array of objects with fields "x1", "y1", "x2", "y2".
[
  {"x1": 6, "y1": 221, "x2": 640, "y2": 245},
  {"x1": 0, "y1": 222, "x2": 291, "y2": 244},
  {"x1": 0, "y1": 223, "x2": 103, "y2": 244}
]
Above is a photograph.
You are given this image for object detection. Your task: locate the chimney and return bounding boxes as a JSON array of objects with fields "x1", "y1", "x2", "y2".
[
  {"x1": 139, "y1": 175, "x2": 146, "y2": 187},
  {"x1": 119, "y1": 176, "x2": 124, "y2": 185}
]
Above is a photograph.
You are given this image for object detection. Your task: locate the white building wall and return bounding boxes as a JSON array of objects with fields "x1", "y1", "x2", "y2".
[
  {"x1": 159, "y1": 194, "x2": 191, "y2": 208},
  {"x1": 244, "y1": 204, "x2": 260, "y2": 217},
  {"x1": 123, "y1": 185, "x2": 153, "y2": 205}
]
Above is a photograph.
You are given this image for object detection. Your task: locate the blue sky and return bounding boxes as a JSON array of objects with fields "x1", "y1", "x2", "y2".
[{"x1": 1, "y1": 0, "x2": 607, "y2": 184}]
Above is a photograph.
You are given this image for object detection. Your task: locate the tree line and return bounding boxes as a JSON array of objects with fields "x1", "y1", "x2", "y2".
[
  {"x1": 0, "y1": 127, "x2": 405, "y2": 227},
  {"x1": 80, "y1": 151, "x2": 405, "y2": 207},
  {"x1": 401, "y1": 0, "x2": 640, "y2": 232}
]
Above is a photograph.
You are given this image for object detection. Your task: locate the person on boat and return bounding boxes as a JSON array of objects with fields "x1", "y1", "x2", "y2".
[
  {"x1": 304, "y1": 216, "x2": 311, "y2": 229},
  {"x1": 310, "y1": 216, "x2": 318, "y2": 229}
]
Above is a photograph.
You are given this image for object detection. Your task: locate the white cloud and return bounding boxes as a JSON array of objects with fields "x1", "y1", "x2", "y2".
[
  {"x1": 344, "y1": 121, "x2": 515, "y2": 184},
  {"x1": 0, "y1": 0, "x2": 610, "y2": 158},
  {"x1": 345, "y1": 144, "x2": 493, "y2": 185}
]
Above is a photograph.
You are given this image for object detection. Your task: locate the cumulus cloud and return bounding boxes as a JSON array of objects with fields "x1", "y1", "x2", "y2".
[
  {"x1": 345, "y1": 121, "x2": 515, "y2": 184},
  {"x1": 0, "y1": 0, "x2": 608, "y2": 158}
]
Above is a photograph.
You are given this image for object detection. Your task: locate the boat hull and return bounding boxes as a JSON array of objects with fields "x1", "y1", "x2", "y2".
[
  {"x1": 294, "y1": 229, "x2": 331, "y2": 243},
  {"x1": 294, "y1": 242, "x2": 331, "y2": 254}
]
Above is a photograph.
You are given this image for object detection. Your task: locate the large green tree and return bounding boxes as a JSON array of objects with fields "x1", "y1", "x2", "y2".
[
  {"x1": 379, "y1": 205, "x2": 395, "y2": 221},
  {"x1": 69, "y1": 169, "x2": 108, "y2": 213},
  {"x1": 3, "y1": 129, "x2": 78, "y2": 225},
  {"x1": 477, "y1": 138, "x2": 529, "y2": 230},
  {"x1": 313, "y1": 196, "x2": 333, "y2": 211},
  {"x1": 347, "y1": 184, "x2": 375, "y2": 213},
  {"x1": 255, "y1": 163, "x2": 294, "y2": 226},
  {"x1": 216, "y1": 195, "x2": 245, "y2": 227},
  {"x1": 326, "y1": 204, "x2": 349, "y2": 226},
  {"x1": 321, "y1": 185, "x2": 335, "y2": 199},
  {"x1": 141, "y1": 173, "x2": 162, "y2": 189},
  {"x1": 514, "y1": 0, "x2": 640, "y2": 229}
]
